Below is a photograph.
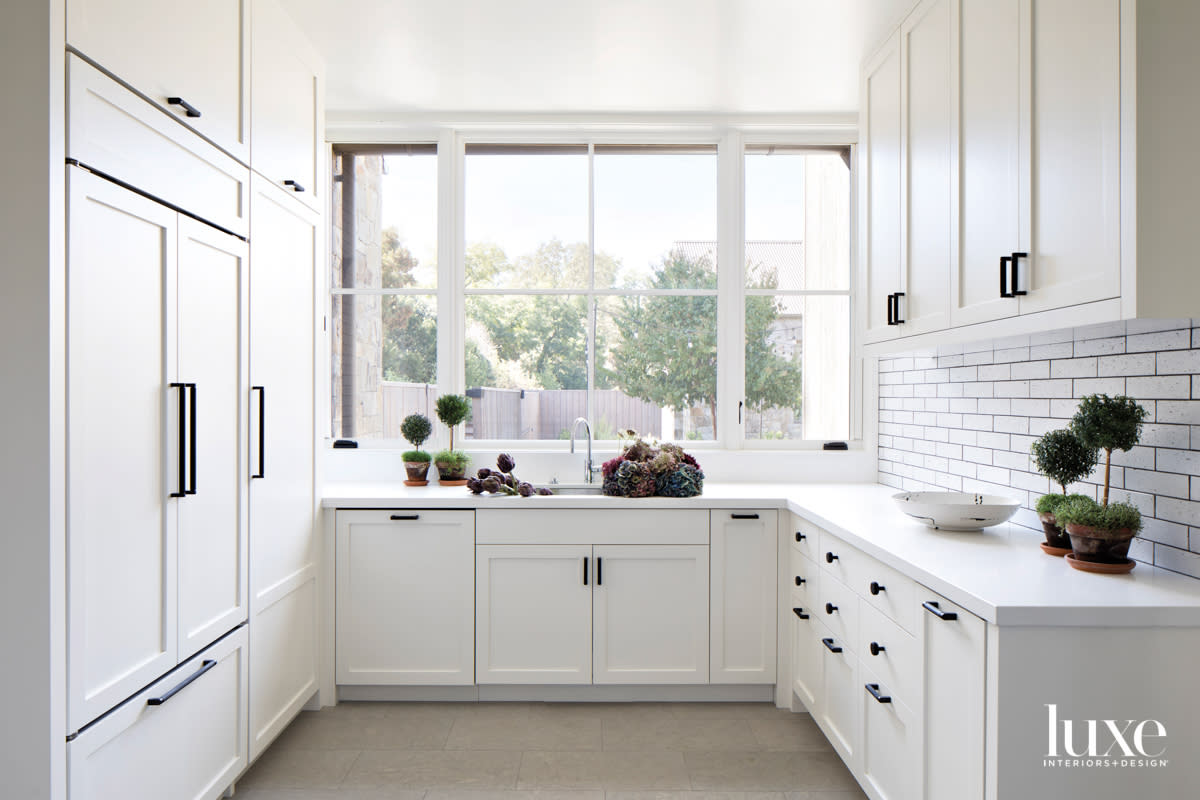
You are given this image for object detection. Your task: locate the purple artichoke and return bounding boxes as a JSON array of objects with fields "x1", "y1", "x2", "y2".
[
  {"x1": 466, "y1": 476, "x2": 484, "y2": 494},
  {"x1": 497, "y1": 453, "x2": 516, "y2": 473},
  {"x1": 477, "y1": 467, "x2": 493, "y2": 479},
  {"x1": 535, "y1": 487, "x2": 554, "y2": 496},
  {"x1": 517, "y1": 481, "x2": 534, "y2": 497},
  {"x1": 481, "y1": 476, "x2": 503, "y2": 493}
]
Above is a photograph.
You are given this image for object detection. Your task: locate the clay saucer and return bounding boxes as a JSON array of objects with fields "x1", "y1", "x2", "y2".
[
  {"x1": 1040, "y1": 542, "x2": 1072, "y2": 557},
  {"x1": 1065, "y1": 552, "x2": 1135, "y2": 574}
]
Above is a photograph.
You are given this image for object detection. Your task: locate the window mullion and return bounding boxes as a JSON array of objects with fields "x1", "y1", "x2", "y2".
[
  {"x1": 438, "y1": 129, "x2": 463, "y2": 450},
  {"x1": 717, "y1": 130, "x2": 746, "y2": 449},
  {"x1": 587, "y1": 142, "x2": 596, "y2": 427}
]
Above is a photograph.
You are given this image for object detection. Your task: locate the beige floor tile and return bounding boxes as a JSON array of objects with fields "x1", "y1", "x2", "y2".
[
  {"x1": 517, "y1": 752, "x2": 691, "y2": 791},
  {"x1": 237, "y1": 748, "x2": 361, "y2": 790},
  {"x1": 747, "y1": 715, "x2": 833, "y2": 752},
  {"x1": 235, "y1": 788, "x2": 425, "y2": 800},
  {"x1": 668, "y1": 703, "x2": 793, "y2": 721},
  {"x1": 684, "y1": 751, "x2": 860, "y2": 792},
  {"x1": 602, "y1": 718, "x2": 760, "y2": 752},
  {"x1": 528, "y1": 702, "x2": 679, "y2": 723},
  {"x1": 343, "y1": 749, "x2": 522, "y2": 789},
  {"x1": 447, "y1": 714, "x2": 603, "y2": 751},
  {"x1": 783, "y1": 791, "x2": 868, "y2": 800},
  {"x1": 606, "y1": 792, "x2": 786, "y2": 800},
  {"x1": 425, "y1": 791, "x2": 605, "y2": 800},
  {"x1": 271, "y1": 709, "x2": 454, "y2": 750}
]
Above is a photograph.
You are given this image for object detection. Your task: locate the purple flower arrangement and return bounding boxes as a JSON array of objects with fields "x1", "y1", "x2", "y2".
[{"x1": 602, "y1": 438, "x2": 704, "y2": 498}]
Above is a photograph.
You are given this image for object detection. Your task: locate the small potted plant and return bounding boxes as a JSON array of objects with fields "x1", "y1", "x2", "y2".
[
  {"x1": 434, "y1": 394, "x2": 472, "y2": 485},
  {"x1": 1059, "y1": 394, "x2": 1149, "y2": 572},
  {"x1": 1030, "y1": 428, "x2": 1099, "y2": 555},
  {"x1": 399, "y1": 413, "x2": 433, "y2": 486}
]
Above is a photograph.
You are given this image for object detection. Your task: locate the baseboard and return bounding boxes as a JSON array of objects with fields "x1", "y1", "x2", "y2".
[
  {"x1": 334, "y1": 684, "x2": 777, "y2": 703},
  {"x1": 338, "y1": 685, "x2": 481, "y2": 702}
]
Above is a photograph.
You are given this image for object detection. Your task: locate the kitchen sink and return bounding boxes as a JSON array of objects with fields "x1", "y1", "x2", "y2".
[{"x1": 548, "y1": 483, "x2": 606, "y2": 495}]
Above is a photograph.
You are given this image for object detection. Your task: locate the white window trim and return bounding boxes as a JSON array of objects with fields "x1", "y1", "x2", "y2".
[{"x1": 327, "y1": 123, "x2": 862, "y2": 452}]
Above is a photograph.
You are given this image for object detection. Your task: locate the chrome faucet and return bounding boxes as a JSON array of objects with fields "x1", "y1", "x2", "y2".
[{"x1": 569, "y1": 417, "x2": 600, "y2": 484}]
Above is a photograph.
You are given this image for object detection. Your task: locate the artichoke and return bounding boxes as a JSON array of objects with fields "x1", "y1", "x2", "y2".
[
  {"x1": 476, "y1": 467, "x2": 493, "y2": 479},
  {"x1": 517, "y1": 481, "x2": 534, "y2": 497},
  {"x1": 481, "y1": 476, "x2": 503, "y2": 493},
  {"x1": 536, "y1": 487, "x2": 554, "y2": 496},
  {"x1": 466, "y1": 476, "x2": 484, "y2": 494},
  {"x1": 497, "y1": 453, "x2": 516, "y2": 473}
]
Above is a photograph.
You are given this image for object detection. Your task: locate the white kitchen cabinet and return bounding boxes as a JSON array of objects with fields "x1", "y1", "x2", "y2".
[
  {"x1": 593, "y1": 545, "x2": 709, "y2": 684},
  {"x1": 817, "y1": 628, "x2": 860, "y2": 773},
  {"x1": 920, "y1": 590, "x2": 985, "y2": 800},
  {"x1": 67, "y1": 0, "x2": 249, "y2": 161},
  {"x1": 476, "y1": 545, "x2": 594, "y2": 684},
  {"x1": 710, "y1": 510, "x2": 778, "y2": 683},
  {"x1": 68, "y1": 627, "x2": 248, "y2": 800},
  {"x1": 247, "y1": 175, "x2": 319, "y2": 759},
  {"x1": 790, "y1": 605, "x2": 823, "y2": 714},
  {"x1": 859, "y1": 664, "x2": 919, "y2": 800},
  {"x1": 336, "y1": 510, "x2": 475, "y2": 685},
  {"x1": 251, "y1": 0, "x2": 323, "y2": 210}
]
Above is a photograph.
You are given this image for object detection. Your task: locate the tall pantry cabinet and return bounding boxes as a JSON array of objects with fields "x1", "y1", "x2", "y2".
[{"x1": 62, "y1": 0, "x2": 324, "y2": 796}]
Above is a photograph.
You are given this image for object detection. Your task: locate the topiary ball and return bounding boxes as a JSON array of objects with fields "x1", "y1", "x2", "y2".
[{"x1": 655, "y1": 464, "x2": 705, "y2": 498}]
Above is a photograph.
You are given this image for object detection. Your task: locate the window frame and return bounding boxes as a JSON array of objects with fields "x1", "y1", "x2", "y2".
[{"x1": 326, "y1": 126, "x2": 860, "y2": 452}]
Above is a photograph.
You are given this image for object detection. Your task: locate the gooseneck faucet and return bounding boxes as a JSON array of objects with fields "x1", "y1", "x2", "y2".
[{"x1": 569, "y1": 417, "x2": 599, "y2": 484}]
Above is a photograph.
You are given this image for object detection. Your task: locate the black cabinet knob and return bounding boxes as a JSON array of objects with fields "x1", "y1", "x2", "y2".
[
  {"x1": 825, "y1": 602, "x2": 838, "y2": 615},
  {"x1": 870, "y1": 641, "x2": 885, "y2": 657},
  {"x1": 825, "y1": 552, "x2": 838, "y2": 563},
  {"x1": 795, "y1": 532, "x2": 806, "y2": 542},
  {"x1": 869, "y1": 581, "x2": 885, "y2": 595},
  {"x1": 794, "y1": 576, "x2": 806, "y2": 586}
]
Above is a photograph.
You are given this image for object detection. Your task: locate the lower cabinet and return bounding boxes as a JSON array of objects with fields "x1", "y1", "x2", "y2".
[
  {"x1": 710, "y1": 510, "x2": 778, "y2": 683},
  {"x1": 860, "y1": 663, "x2": 919, "y2": 800},
  {"x1": 68, "y1": 626, "x2": 248, "y2": 800},
  {"x1": 336, "y1": 510, "x2": 475, "y2": 685},
  {"x1": 817, "y1": 625, "x2": 861, "y2": 772}
]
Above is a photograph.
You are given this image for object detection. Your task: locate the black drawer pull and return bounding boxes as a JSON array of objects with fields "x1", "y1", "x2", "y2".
[
  {"x1": 731, "y1": 513, "x2": 759, "y2": 520},
  {"x1": 284, "y1": 179, "x2": 306, "y2": 193},
  {"x1": 870, "y1": 641, "x2": 885, "y2": 656},
  {"x1": 892, "y1": 291, "x2": 905, "y2": 324},
  {"x1": 794, "y1": 576, "x2": 806, "y2": 586},
  {"x1": 251, "y1": 386, "x2": 265, "y2": 479},
  {"x1": 794, "y1": 531, "x2": 806, "y2": 542},
  {"x1": 825, "y1": 602, "x2": 838, "y2": 615},
  {"x1": 169, "y1": 382, "x2": 187, "y2": 498},
  {"x1": 923, "y1": 600, "x2": 958, "y2": 620},
  {"x1": 583, "y1": 557, "x2": 588, "y2": 586},
  {"x1": 1011, "y1": 252, "x2": 1028, "y2": 295},
  {"x1": 821, "y1": 637, "x2": 843, "y2": 654},
  {"x1": 596, "y1": 556, "x2": 602, "y2": 585},
  {"x1": 869, "y1": 581, "x2": 885, "y2": 595},
  {"x1": 825, "y1": 552, "x2": 838, "y2": 563},
  {"x1": 1000, "y1": 255, "x2": 1014, "y2": 298},
  {"x1": 147, "y1": 659, "x2": 216, "y2": 706},
  {"x1": 390, "y1": 514, "x2": 420, "y2": 521},
  {"x1": 865, "y1": 683, "x2": 892, "y2": 704},
  {"x1": 793, "y1": 607, "x2": 809, "y2": 620},
  {"x1": 167, "y1": 96, "x2": 201, "y2": 118}
]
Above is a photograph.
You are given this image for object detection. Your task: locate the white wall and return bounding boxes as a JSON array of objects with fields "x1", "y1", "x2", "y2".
[{"x1": 0, "y1": 1, "x2": 67, "y2": 797}]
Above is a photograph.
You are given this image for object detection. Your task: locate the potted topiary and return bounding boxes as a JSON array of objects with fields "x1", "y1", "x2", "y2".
[
  {"x1": 1060, "y1": 394, "x2": 1149, "y2": 573},
  {"x1": 1030, "y1": 428, "x2": 1099, "y2": 556},
  {"x1": 400, "y1": 413, "x2": 433, "y2": 486},
  {"x1": 434, "y1": 394, "x2": 472, "y2": 485}
]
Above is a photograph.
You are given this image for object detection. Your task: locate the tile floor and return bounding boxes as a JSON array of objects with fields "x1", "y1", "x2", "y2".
[{"x1": 235, "y1": 702, "x2": 866, "y2": 800}]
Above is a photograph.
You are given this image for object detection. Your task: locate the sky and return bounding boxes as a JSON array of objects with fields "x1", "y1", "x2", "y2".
[{"x1": 377, "y1": 149, "x2": 821, "y2": 289}]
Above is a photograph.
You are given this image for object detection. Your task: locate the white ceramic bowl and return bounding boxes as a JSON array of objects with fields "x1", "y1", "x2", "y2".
[{"x1": 892, "y1": 491, "x2": 1021, "y2": 531}]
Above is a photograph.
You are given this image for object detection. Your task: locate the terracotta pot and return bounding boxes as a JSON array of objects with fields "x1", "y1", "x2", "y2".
[
  {"x1": 1065, "y1": 523, "x2": 1137, "y2": 563},
  {"x1": 1038, "y1": 512, "x2": 1071, "y2": 549},
  {"x1": 436, "y1": 461, "x2": 468, "y2": 485},
  {"x1": 403, "y1": 461, "x2": 430, "y2": 486}
]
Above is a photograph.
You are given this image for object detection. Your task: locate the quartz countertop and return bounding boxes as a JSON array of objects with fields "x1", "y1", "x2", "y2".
[{"x1": 322, "y1": 480, "x2": 1200, "y2": 627}]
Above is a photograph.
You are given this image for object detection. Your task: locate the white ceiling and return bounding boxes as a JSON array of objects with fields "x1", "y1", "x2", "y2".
[{"x1": 282, "y1": 0, "x2": 911, "y2": 116}]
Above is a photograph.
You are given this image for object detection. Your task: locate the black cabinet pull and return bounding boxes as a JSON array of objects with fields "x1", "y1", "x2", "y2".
[
  {"x1": 793, "y1": 607, "x2": 809, "y2": 620},
  {"x1": 1000, "y1": 255, "x2": 1014, "y2": 297},
  {"x1": 870, "y1": 641, "x2": 886, "y2": 656},
  {"x1": 795, "y1": 532, "x2": 806, "y2": 542},
  {"x1": 596, "y1": 556, "x2": 602, "y2": 585},
  {"x1": 821, "y1": 637, "x2": 843, "y2": 654},
  {"x1": 389, "y1": 514, "x2": 420, "y2": 521},
  {"x1": 169, "y1": 382, "x2": 187, "y2": 498},
  {"x1": 186, "y1": 383, "x2": 197, "y2": 495},
  {"x1": 283, "y1": 180, "x2": 306, "y2": 193},
  {"x1": 869, "y1": 581, "x2": 885, "y2": 595},
  {"x1": 251, "y1": 386, "x2": 265, "y2": 479},
  {"x1": 794, "y1": 576, "x2": 806, "y2": 586},
  {"x1": 886, "y1": 293, "x2": 895, "y2": 325},
  {"x1": 731, "y1": 513, "x2": 759, "y2": 520},
  {"x1": 923, "y1": 600, "x2": 958, "y2": 620},
  {"x1": 825, "y1": 602, "x2": 838, "y2": 615},
  {"x1": 583, "y1": 557, "x2": 589, "y2": 586},
  {"x1": 147, "y1": 659, "x2": 216, "y2": 706},
  {"x1": 167, "y1": 96, "x2": 201, "y2": 118},
  {"x1": 1011, "y1": 252, "x2": 1028, "y2": 295},
  {"x1": 865, "y1": 683, "x2": 892, "y2": 704},
  {"x1": 893, "y1": 292, "x2": 905, "y2": 324},
  {"x1": 825, "y1": 552, "x2": 838, "y2": 563}
]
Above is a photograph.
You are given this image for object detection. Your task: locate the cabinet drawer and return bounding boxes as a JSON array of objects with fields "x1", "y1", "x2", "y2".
[
  {"x1": 860, "y1": 662, "x2": 919, "y2": 800},
  {"x1": 817, "y1": 625, "x2": 860, "y2": 772},
  {"x1": 817, "y1": 531, "x2": 858, "y2": 586},
  {"x1": 69, "y1": 627, "x2": 247, "y2": 800},
  {"x1": 791, "y1": 514, "x2": 822, "y2": 562},
  {"x1": 788, "y1": 546, "x2": 818, "y2": 608},
  {"x1": 476, "y1": 509, "x2": 709, "y2": 545},
  {"x1": 815, "y1": 573, "x2": 859, "y2": 653},
  {"x1": 849, "y1": 552, "x2": 917, "y2": 635},
  {"x1": 68, "y1": 55, "x2": 250, "y2": 237},
  {"x1": 858, "y1": 602, "x2": 920, "y2": 707}
]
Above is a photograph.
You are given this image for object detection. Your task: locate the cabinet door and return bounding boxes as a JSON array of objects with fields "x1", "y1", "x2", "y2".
[
  {"x1": 790, "y1": 608, "x2": 823, "y2": 714},
  {"x1": 1018, "y1": 0, "x2": 1121, "y2": 314},
  {"x1": 711, "y1": 510, "x2": 777, "y2": 683},
  {"x1": 920, "y1": 592, "x2": 986, "y2": 800},
  {"x1": 67, "y1": 0, "x2": 248, "y2": 161},
  {"x1": 900, "y1": 0, "x2": 952, "y2": 336},
  {"x1": 177, "y1": 219, "x2": 249, "y2": 659},
  {"x1": 860, "y1": 664, "x2": 919, "y2": 800},
  {"x1": 476, "y1": 545, "x2": 593, "y2": 684},
  {"x1": 593, "y1": 545, "x2": 709, "y2": 685},
  {"x1": 336, "y1": 510, "x2": 475, "y2": 685},
  {"x1": 248, "y1": 176, "x2": 318, "y2": 758},
  {"x1": 817, "y1": 632, "x2": 860, "y2": 773},
  {"x1": 251, "y1": 0, "x2": 323, "y2": 210},
  {"x1": 67, "y1": 169, "x2": 178, "y2": 731},
  {"x1": 952, "y1": 0, "x2": 1021, "y2": 326},
  {"x1": 860, "y1": 33, "x2": 903, "y2": 343}
]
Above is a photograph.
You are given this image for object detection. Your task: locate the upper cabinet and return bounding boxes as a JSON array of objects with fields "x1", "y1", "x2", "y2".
[
  {"x1": 251, "y1": 0, "x2": 324, "y2": 211},
  {"x1": 67, "y1": 0, "x2": 249, "y2": 162}
]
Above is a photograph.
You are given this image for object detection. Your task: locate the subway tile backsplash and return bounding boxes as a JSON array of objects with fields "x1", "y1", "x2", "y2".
[{"x1": 877, "y1": 319, "x2": 1200, "y2": 579}]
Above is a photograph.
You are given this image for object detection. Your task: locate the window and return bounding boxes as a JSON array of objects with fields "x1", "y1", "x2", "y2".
[
  {"x1": 743, "y1": 146, "x2": 852, "y2": 441},
  {"x1": 330, "y1": 144, "x2": 439, "y2": 440}
]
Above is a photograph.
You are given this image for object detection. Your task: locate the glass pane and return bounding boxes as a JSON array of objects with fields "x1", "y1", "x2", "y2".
[
  {"x1": 465, "y1": 148, "x2": 589, "y2": 289},
  {"x1": 464, "y1": 295, "x2": 589, "y2": 440},
  {"x1": 744, "y1": 295, "x2": 849, "y2": 441},
  {"x1": 331, "y1": 294, "x2": 438, "y2": 440},
  {"x1": 598, "y1": 295, "x2": 717, "y2": 441},
  {"x1": 744, "y1": 150, "x2": 850, "y2": 291},
  {"x1": 595, "y1": 149, "x2": 718, "y2": 289}
]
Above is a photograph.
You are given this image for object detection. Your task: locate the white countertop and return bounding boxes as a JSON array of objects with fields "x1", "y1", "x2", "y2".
[{"x1": 322, "y1": 481, "x2": 1200, "y2": 627}]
